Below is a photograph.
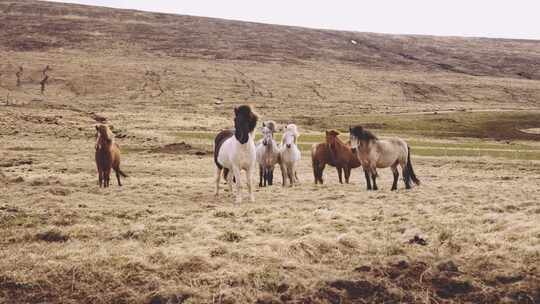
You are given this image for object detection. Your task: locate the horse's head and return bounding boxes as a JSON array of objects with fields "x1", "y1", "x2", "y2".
[
  {"x1": 263, "y1": 121, "x2": 276, "y2": 134},
  {"x1": 349, "y1": 125, "x2": 377, "y2": 153},
  {"x1": 283, "y1": 132, "x2": 295, "y2": 149},
  {"x1": 234, "y1": 105, "x2": 258, "y2": 144},
  {"x1": 285, "y1": 124, "x2": 299, "y2": 139},
  {"x1": 325, "y1": 130, "x2": 340, "y2": 147},
  {"x1": 261, "y1": 126, "x2": 273, "y2": 146},
  {"x1": 95, "y1": 124, "x2": 113, "y2": 148}
]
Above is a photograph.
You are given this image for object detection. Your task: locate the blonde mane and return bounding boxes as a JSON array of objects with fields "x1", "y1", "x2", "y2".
[{"x1": 96, "y1": 124, "x2": 114, "y2": 148}]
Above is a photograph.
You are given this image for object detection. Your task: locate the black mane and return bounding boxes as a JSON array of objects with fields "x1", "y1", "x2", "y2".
[
  {"x1": 235, "y1": 105, "x2": 258, "y2": 132},
  {"x1": 234, "y1": 105, "x2": 258, "y2": 144},
  {"x1": 350, "y1": 125, "x2": 378, "y2": 141}
]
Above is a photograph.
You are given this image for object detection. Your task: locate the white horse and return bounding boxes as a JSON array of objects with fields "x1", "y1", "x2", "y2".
[
  {"x1": 349, "y1": 125, "x2": 420, "y2": 191},
  {"x1": 256, "y1": 121, "x2": 280, "y2": 187},
  {"x1": 279, "y1": 124, "x2": 301, "y2": 187},
  {"x1": 214, "y1": 105, "x2": 258, "y2": 203}
]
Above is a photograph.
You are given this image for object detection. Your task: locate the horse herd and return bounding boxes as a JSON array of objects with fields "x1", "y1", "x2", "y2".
[{"x1": 95, "y1": 105, "x2": 420, "y2": 203}]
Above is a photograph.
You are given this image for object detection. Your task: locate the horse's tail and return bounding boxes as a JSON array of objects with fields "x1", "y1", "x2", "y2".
[
  {"x1": 117, "y1": 168, "x2": 128, "y2": 178},
  {"x1": 214, "y1": 129, "x2": 234, "y2": 170},
  {"x1": 311, "y1": 144, "x2": 319, "y2": 181},
  {"x1": 405, "y1": 145, "x2": 420, "y2": 185}
]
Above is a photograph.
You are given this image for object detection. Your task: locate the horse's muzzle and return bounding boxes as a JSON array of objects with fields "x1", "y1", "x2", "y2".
[
  {"x1": 286, "y1": 144, "x2": 291, "y2": 148},
  {"x1": 351, "y1": 147, "x2": 357, "y2": 154}
]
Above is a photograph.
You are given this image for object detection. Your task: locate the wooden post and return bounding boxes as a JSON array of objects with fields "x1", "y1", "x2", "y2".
[
  {"x1": 16, "y1": 66, "x2": 23, "y2": 87},
  {"x1": 40, "y1": 65, "x2": 51, "y2": 94}
]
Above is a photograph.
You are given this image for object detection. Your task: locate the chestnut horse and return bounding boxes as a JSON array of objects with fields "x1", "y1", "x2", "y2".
[
  {"x1": 311, "y1": 130, "x2": 361, "y2": 184},
  {"x1": 95, "y1": 124, "x2": 127, "y2": 187},
  {"x1": 326, "y1": 130, "x2": 361, "y2": 183}
]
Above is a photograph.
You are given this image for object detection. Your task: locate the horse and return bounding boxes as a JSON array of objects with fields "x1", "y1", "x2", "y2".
[
  {"x1": 214, "y1": 105, "x2": 258, "y2": 203},
  {"x1": 283, "y1": 124, "x2": 299, "y2": 143},
  {"x1": 311, "y1": 142, "x2": 332, "y2": 184},
  {"x1": 349, "y1": 126, "x2": 420, "y2": 191},
  {"x1": 325, "y1": 130, "x2": 362, "y2": 183},
  {"x1": 279, "y1": 125, "x2": 301, "y2": 187},
  {"x1": 95, "y1": 124, "x2": 127, "y2": 187},
  {"x1": 256, "y1": 121, "x2": 280, "y2": 187}
]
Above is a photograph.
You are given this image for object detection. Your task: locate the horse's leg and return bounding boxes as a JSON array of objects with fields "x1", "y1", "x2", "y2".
[
  {"x1": 115, "y1": 167, "x2": 122, "y2": 187},
  {"x1": 259, "y1": 165, "x2": 264, "y2": 187},
  {"x1": 391, "y1": 165, "x2": 399, "y2": 191},
  {"x1": 371, "y1": 168, "x2": 378, "y2": 190},
  {"x1": 215, "y1": 167, "x2": 222, "y2": 196},
  {"x1": 103, "y1": 167, "x2": 110, "y2": 187},
  {"x1": 319, "y1": 163, "x2": 325, "y2": 184},
  {"x1": 312, "y1": 161, "x2": 319, "y2": 184},
  {"x1": 246, "y1": 167, "x2": 255, "y2": 203},
  {"x1": 280, "y1": 163, "x2": 288, "y2": 187},
  {"x1": 287, "y1": 164, "x2": 294, "y2": 187},
  {"x1": 345, "y1": 167, "x2": 351, "y2": 184},
  {"x1": 227, "y1": 169, "x2": 234, "y2": 193},
  {"x1": 269, "y1": 167, "x2": 274, "y2": 186},
  {"x1": 337, "y1": 167, "x2": 343, "y2": 184},
  {"x1": 364, "y1": 169, "x2": 372, "y2": 190},
  {"x1": 232, "y1": 166, "x2": 242, "y2": 203},
  {"x1": 97, "y1": 166, "x2": 103, "y2": 187}
]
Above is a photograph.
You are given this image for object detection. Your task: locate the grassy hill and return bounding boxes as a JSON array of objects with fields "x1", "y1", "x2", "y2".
[{"x1": 1, "y1": 1, "x2": 540, "y2": 303}]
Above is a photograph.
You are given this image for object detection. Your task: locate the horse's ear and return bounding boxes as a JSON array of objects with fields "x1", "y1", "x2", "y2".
[
  {"x1": 325, "y1": 130, "x2": 329, "y2": 135},
  {"x1": 95, "y1": 125, "x2": 99, "y2": 131},
  {"x1": 234, "y1": 107, "x2": 239, "y2": 116}
]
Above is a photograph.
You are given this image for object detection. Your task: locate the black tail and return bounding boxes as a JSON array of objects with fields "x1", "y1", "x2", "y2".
[
  {"x1": 312, "y1": 158, "x2": 319, "y2": 183},
  {"x1": 405, "y1": 145, "x2": 420, "y2": 186},
  {"x1": 117, "y1": 168, "x2": 128, "y2": 177}
]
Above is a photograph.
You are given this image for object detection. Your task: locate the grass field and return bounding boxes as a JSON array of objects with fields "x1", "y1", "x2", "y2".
[{"x1": 1, "y1": 1, "x2": 540, "y2": 303}]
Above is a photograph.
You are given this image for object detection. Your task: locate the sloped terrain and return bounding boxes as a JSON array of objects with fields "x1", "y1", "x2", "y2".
[{"x1": 1, "y1": 1, "x2": 540, "y2": 303}]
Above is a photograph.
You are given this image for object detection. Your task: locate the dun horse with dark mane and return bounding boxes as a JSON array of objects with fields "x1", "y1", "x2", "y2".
[
  {"x1": 95, "y1": 124, "x2": 127, "y2": 187},
  {"x1": 349, "y1": 126, "x2": 420, "y2": 191}
]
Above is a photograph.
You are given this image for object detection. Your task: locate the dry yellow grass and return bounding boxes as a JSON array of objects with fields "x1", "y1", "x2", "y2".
[{"x1": 1, "y1": 1, "x2": 540, "y2": 303}]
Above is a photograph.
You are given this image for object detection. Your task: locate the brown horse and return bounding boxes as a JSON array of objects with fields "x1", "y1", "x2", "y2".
[
  {"x1": 311, "y1": 143, "x2": 332, "y2": 184},
  {"x1": 95, "y1": 124, "x2": 127, "y2": 187},
  {"x1": 311, "y1": 130, "x2": 361, "y2": 184},
  {"x1": 326, "y1": 130, "x2": 361, "y2": 183}
]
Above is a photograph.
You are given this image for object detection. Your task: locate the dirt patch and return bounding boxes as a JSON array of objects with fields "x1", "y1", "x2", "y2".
[
  {"x1": 35, "y1": 229, "x2": 69, "y2": 243},
  {"x1": 292, "y1": 259, "x2": 540, "y2": 303},
  {"x1": 0, "y1": 159, "x2": 33, "y2": 168},
  {"x1": 149, "y1": 142, "x2": 209, "y2": 156}
]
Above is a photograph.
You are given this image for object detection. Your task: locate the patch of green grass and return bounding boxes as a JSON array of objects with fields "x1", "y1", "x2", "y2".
[
  {"x1": 310, "y1": 111, "x2": 540, "y2": 141},
  {"x1": 170, "y1": 112, "x2": 540, "y2": 161}
]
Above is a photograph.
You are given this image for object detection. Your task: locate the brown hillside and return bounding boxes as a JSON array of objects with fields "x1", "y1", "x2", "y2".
[{"x1": 1, "y1": 0, "x2": 540, "y2": 79}]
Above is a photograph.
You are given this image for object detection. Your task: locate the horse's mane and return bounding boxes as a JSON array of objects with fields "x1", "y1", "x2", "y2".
[
  {"x1": 350, "y1": 125, "x2": 378, "y2": 141},
  {"x1": 263, "y1": 121, "x2": 276, "y2": 133},
  {"x1": 282, "y1": 124, "x2": 300, "y2": 145},
  {"x1": 326, "y1": 130, "x2": 345, "y2": 144},
  {"x1": 96, "y1": 125, "x2": 114, "y2": 144},
  {"x1": 285, "y1": 124, "x2": 299, "y2": 138},
  {"x1": 235, "y1": 105, "x2": 258, "y2": 132}
]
